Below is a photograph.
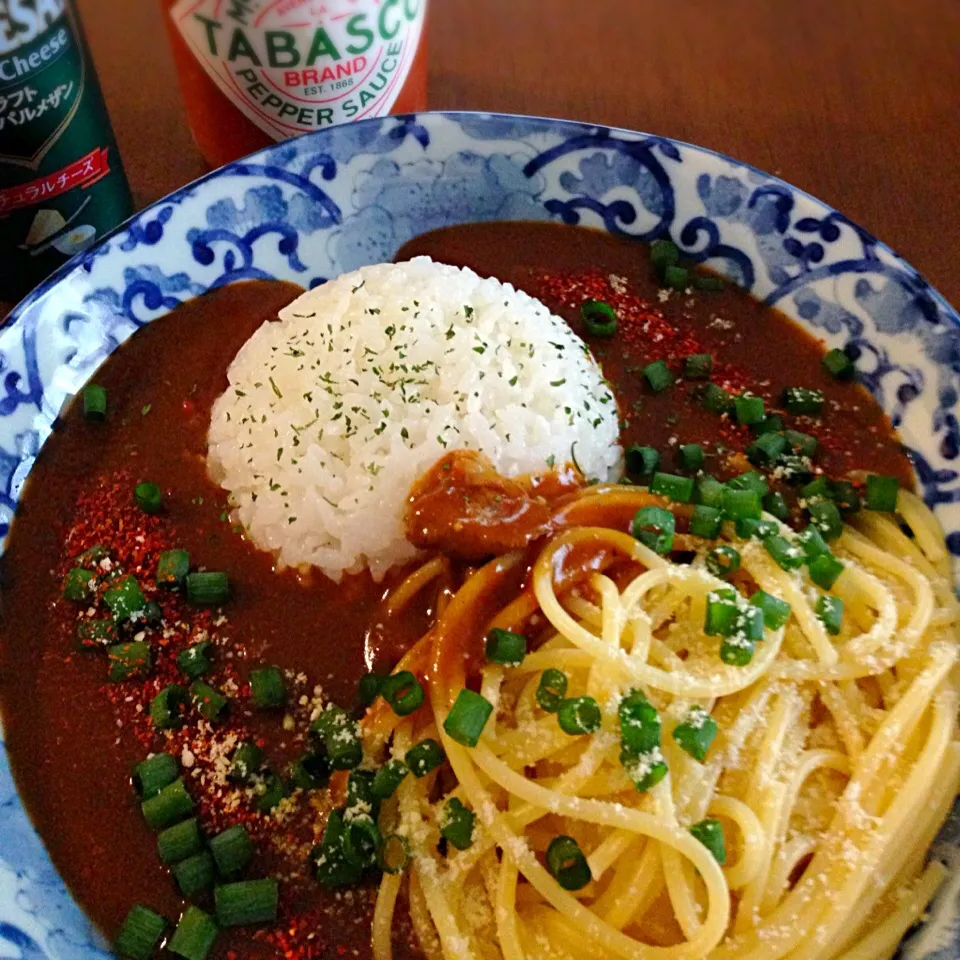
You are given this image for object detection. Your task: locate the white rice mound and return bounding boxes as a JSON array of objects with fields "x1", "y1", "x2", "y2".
[{"x1": 207, "y1": 258, "x2": 622, "y2": 581}]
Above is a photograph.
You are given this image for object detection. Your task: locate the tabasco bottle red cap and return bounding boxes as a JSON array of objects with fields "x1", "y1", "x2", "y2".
[
  {"x1": 0, "y1": 0, "x2": 133, "y2": 306},
  {"x1": 163, "y1": 0, "x2": 429, "y2": 169}
]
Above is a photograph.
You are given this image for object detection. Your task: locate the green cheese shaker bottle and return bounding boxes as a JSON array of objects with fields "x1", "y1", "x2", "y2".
[{"x1": 0, "y1": 0, "x2": 132, "y2": 305}]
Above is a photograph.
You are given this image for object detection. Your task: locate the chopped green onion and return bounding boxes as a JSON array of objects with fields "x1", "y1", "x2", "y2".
[
  {"x1": 632, "y1": 505, "x2": 675, "y2": 553},
  {"x1": 690, "y1": 818, "x2": 726, "y2": 864},
  {"x1": 580, "y1": 299, "x2": 618, "y2": 338},
  {"x1": 346, "y1": 770, "x2": 380, "y2": 821},
  {"x1": 177, "y1": 641, "x2": 213, "y2": 680},
  {"x1": 783, "y1": 429, "x2": 817, "y2": 458},
  {"x1": 254, "y1": 772, "x2": 289, "y2": 813},
  {"x1": 371, "y1": 759, "x2": 409, "y2": 799},
  {"x1": 214, "y1": 879, "x2": 278, "y2": 928},
  {"x1": 83, "y1": 384, "x2": 107, "y2": 421},
  {"x1": 157, "y1": 549, "x2": 190, "y2": 588},
  {"x1": 663, "y1": 264, "x2": 689, "y2": 290},
  {"x1": 133, "y1": 753, "x2": 179, "y2": 800},
  {"x1": 754, "y1": 520, "x2": 781, "y2": 540},
  {"x1": 443, "y1": 689, "x2": 494, "y2": 747},
  {"x1": 735, "y1": 517, "x2": 760, "y2": 538},
  {"x1": 142, "y1": 778, "x2": 194, "y2": 830},
  {"x1": 734, "y1": 394, "x2": 765, "y2": 425},
  {"x1": 865, "y1": 474, "x2": 899, "y2": 512},
  {"x1": 753, "y1": 414, "x2": 784, "y2": 436},
  {"x1": 817, "y1": 595, "x2": 844, "y2": 635},
  {"x1": 104, "y1": 576, "x2": 146, "y2": 622},
  {"x1": 485, "y1": 628, "x2": 527, "y2": 666},
  {"x1": 778, "y1": 455, "x2": 813, "y2": 483},
  {"x1": 78, "y1": 543, "x2": 109, "y2": 564},
  {"x1": 720, "y1": 607, "x2": 763, "y2": 665},
  {"x1": 727, "y1": 470, "x2": 769, "y2": 496},
  {"x1": 741, "y1": 608, "x2": 766, "y2": 643},
  {"x1": 158, "y1": 818, "x2": 204, "y2": 865},
  {"x1": 722, "y1": 488, "x2": 762, "y2": 522},
  {"x1": 557, "y1": 696, "x2": 602, "y2": 736},
  {"x1": 342, "y1": 815, "x2": 381, "y2": 869},
  {"x1": 808, "y1": 500, "x2": 843, "y2": 541},
  {"x1": 618, "y1": 691, "x2": 661, "y2": 756},
  {"x1": 694, "y1": 475, "x2": 726, "y2": 508},
  {"x1": 672, "y1": 707, "x2": 717, "y2": 762},
  {"x1": 679, "y1": 443, "x2": 705, "y2": 471},
  {"x1": 546, "y1": 836, "x2": 591, "y2": 891},
  {"x1": 763, "y1": 492, "x2": 791, "y2": 523},
  {"x1": 290, "y1": 751, "x2": 331, "y2": 792},
  {"x1": 704, "y1": 589, "x2": 739, "y2": 637},
  {"x1": 693, "y1": 274, "x2": 725, "y2": 292},
  {"x1": 192, "y1": 681, "x2": 228, "y2": 722},
  {"x1": 622, "y1": 748, "x2": 669, "y2": 792},
  {"x1": 439, "y1": 797, "x2": 475, "y2": 850},
  {"x1": 751, "y1": 590, "x2": 792, "y2": 630},
  {"x1": 650, "y1": 238, "x2": 680, "y2": 272},
  {"x1": 643, "y1": 359, "x2": 674, "y2": 393},
  {"x1": 314, "y1": 811, "x2": 364, "y2": 889},
  {"x1": 706, "y1": 545, "x2": 741, "y2": 579},
  {"x1": 752, "y1": 520, "x2": 780, "y2": 540},
  {"x1": 406, "y1": 738, "x2": 445, "y2": 777},
  {"x1": 358, "y1": 672, "x2": 382, "y2": 707},
  {"x1": 209, "y1": 825, "x2": 253, "y2": 879},
  {"x1": 76, "y1": 617, "x2": 118, "y2": 650},
  {"x1": 536, "y1": 669, "x2": 568, "y2": 713},
  {"x1": 108, "y1": 641, "x2": 152, "y2": 682},
  {"x1": 380, "y1": 671, "x2": 425, "y2": 717},
  {"x1": 783, "y1": 386, "x2": 824, "y2": 415},
  {"x1": 747, "y1": 431, "x2": 787, "y2": 466},
  {"x1": 380, "y1": 833, "x2": 411, "y2": 874},
  {"x1": 801, "y1": 475, "x2": 833, "y2": 502},
  {"x1": 690, "y1": 504, "x2": 722, "y2": 539},
  {"x1": 115, "y1": 905, "x2": 166, "y2": 960},
  {"x1": 150, "y1": 684, "x2": 190, "y2": 729},
  {"x1": 167, "y1": 906, "x2": 218, "y2": 960},
  {"x1": 135, "y1": 482, "x2": 162, "y2": 515},
  {"x1": 625, "y1": 444, "x2": 659, "y2": 477},
  {"x1": 764, "y1": 535, "x2": 805, "y2": 571},
  {"x1": 186, "y1": 572, "x2": 229, "y2": 606},
  {"x1": 229, "y1": 742, "x2": 264, "y2": 782},
  {"x1": 311, "y1": 706, "x2": 363, "y2": 769},
  {"x1": 250, "y1": 666, "x2": 286, "y2": 709},
  {"x1": 809, "y1": 554, "x2": 845, "y2": 590},
  {"x1": 684, "y1": 353, "x2": 714, "y2": 379},
  {"x1": 62, "y1": 566, "x2": 95, "y2": 601},
  {"x1": 830, "y1": 480, "x2": 861, "y2": 513},
  {"x1": 702, "y1": 383, "x2": 734, "y2": 414},
  {"x1": 143, "y1": 600, "x2": 163, "y2": 626},
  {"x1": 720, "y1": 638, "x2": 756, "y2": 667},
  {"x1": 650, "y1": 472, "x2": 694, "y2": 503},
  {"x1": 822, "y1": 347, "x2": 855, "y2": 380}
]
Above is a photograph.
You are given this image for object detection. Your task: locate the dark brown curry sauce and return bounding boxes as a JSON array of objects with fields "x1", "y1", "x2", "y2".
[{"x1": 0, "y1": 222, "x2": 911, "y2": 960}]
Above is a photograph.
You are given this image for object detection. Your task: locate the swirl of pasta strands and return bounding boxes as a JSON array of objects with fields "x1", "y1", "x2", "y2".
[{"x1": 361, "y1": 485, "x2": 960, "y2": 960}]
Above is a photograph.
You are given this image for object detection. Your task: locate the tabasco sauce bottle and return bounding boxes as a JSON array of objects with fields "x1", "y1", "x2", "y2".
[
  {"x1": 162, "y1": 0, "x2": 429, "y2": 169},
  {"x1": 0, "y1": 0, "x2": 132, "y2": 304}
]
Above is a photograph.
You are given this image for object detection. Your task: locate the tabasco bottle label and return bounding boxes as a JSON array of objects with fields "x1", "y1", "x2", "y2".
[
  {"x1": 170, "y1": 0, "x2": 427, "y2": 141},
  {"x1": 0, "y1": 0, "x2": 132, "y2": 304}
]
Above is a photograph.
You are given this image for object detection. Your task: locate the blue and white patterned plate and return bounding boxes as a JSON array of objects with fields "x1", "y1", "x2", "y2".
[{"x1": 1, "y1": 112, "x2": 959, "y2": 959}]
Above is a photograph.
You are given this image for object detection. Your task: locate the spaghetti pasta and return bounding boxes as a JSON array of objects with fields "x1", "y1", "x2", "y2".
[{"x1": 363, "y1": 486, "x2": 960, "y2": 960}]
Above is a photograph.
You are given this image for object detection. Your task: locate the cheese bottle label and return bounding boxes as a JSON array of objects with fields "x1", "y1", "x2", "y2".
[{"x1": 0, "y1": 0, "x2": 132, "y2": 304}]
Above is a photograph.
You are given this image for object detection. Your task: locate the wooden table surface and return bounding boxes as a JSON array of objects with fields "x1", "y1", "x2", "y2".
[{"x1": 5, "y1": 0, "x2": 960, "y2": 314}]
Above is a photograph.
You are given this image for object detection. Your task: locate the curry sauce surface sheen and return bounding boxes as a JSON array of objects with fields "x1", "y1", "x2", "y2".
[{"x1": 0, "y1": 223, "x2": 912, "y2": 960}]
